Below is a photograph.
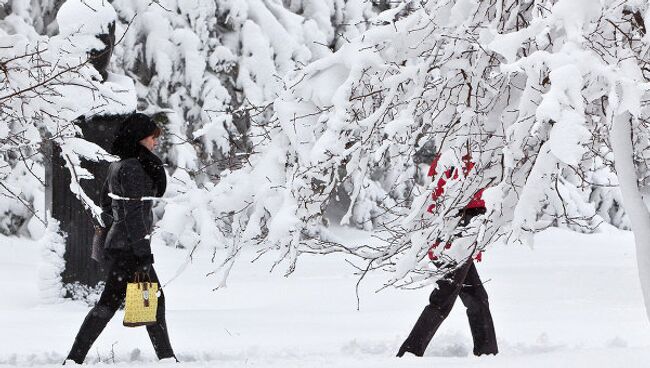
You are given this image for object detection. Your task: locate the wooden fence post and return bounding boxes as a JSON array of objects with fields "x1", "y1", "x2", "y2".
[{"x1": 46, "y1": 114, "x2": 126, "y2": 290}]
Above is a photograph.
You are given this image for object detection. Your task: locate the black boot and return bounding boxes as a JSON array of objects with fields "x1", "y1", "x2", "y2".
[
  {"x1": 66, "y1": 305, "x2": 114, "y2": 364},
  {"x1": 146, "y1": 289, "x2": 177, "y2": 360},
  {"x1": 147, "y1": 318, "x2": 176, "y2": 360},
  {"x1": 397, "y1": 305, "x2": 446, "y2": 357}
]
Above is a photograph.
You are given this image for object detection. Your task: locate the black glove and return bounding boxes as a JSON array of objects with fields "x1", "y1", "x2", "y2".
[
  {"x1": 456, "y1": 207, "x2": 487, "y2": 227},
  {"x1": 131, "y1": 238, "x2": 152, "y2": 258},
  {"x1": 134, "y1": 253, "x2": 154, "y2": 274}
]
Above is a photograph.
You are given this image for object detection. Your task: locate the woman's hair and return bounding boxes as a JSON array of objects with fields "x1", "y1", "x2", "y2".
[
  {"x1": 111, "y1": 113, "x2": 160, "y2": 158},
  {"x1": 151, "y1": 126, "x2": 162, "y2": 139}
]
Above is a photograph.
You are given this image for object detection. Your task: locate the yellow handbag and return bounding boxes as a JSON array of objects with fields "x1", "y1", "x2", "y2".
[{"x1": 123, "y1": 273, "x2": 159, "y2": 327}]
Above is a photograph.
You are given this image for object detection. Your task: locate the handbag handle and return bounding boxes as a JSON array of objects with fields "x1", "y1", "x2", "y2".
[{"x1": 132, "y1": 271, "x2": 153, "y2": 285}]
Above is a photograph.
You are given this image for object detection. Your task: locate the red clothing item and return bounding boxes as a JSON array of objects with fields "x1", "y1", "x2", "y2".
[
  {"x1": 425, "y1": 153, "x2": 486, "y2": 263},
  {"x1": 426, "y1": 154, "x2": 485, "y2": 213}
]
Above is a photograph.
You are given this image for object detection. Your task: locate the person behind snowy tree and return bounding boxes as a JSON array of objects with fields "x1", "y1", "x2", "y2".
[
  {"x1": 64, "y1": 113, "x2": 178, "y2": 364},
  {"x1": 397, "y1": 147, "x2": 498, "y2": 358}
]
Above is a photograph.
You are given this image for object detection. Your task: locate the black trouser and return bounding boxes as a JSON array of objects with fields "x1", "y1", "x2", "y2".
[
  {"x1": 66, "y1": 256, "x2": 175, "y2": 363},
  {"x1": 397, "y1": 260, "x2": 498, "y2": 356}
]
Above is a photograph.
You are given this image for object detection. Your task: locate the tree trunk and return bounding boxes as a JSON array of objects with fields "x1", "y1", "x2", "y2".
[{"x1": 610, "y1": 112, "x2": 650, "y2": 323}]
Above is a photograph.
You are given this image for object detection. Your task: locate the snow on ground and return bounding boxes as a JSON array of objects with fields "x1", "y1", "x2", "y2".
[{"x1": 1, "y1": 226, "x2": 649, "y2": 367}]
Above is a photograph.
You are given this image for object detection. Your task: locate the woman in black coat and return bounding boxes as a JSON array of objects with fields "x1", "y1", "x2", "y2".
[{"x1": 65, "y1": 113, "x2": 177, "y2": 364}]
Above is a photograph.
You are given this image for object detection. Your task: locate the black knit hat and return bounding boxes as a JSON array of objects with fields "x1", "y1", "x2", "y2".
[{"x1": 111, "y1": 113, "x2": 159, "y2": 158}]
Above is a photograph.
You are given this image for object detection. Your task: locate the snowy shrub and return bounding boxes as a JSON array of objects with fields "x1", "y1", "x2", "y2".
[
  {"x1": 64, "y1": 281, "x2": 105, "y2": 306},
  {"x1": 38, "y1": 218, "x2": 67, "y2": 302}
]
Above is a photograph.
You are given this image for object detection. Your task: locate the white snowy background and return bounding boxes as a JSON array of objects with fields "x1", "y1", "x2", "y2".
[
  {"x1": 2, "y1": 226, "x2": 650, "y2": 367},
  {"x1": 3, "y1": 0, "x2": 650, "y2": 366}
]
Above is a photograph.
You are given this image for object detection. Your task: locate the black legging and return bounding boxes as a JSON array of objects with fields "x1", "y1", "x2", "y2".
[
  {"x1": 66, "y1": 255, "x2": 175, "y2": 363},
  {"x1": 398, "y1": 260, "x2": 498, "y2": 357}
]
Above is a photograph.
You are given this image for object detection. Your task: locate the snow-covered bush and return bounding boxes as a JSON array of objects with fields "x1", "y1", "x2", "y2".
[{"x1": 38, "y1": 218, "x2": 67, "y2": 302}]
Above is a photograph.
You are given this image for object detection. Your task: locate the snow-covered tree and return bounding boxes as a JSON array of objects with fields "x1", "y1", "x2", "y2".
[
  {"x1": 8, "y1": 0, "x2": 650, "y2": 319},
  {"x1": 0, "y1": 0, "x2": 136, "y2": 237},
  {"x1": 481, "y1": 0, "x2": 650, "y2": 321},
  {"x1": 76, "y1": 0, "x2": 394, "y2": 282},
  {"x1": 0, "y1": 0, "x2": 389, "y2": 235},
  {"x1": 106, "y1": 0, "x2": 384, "y2": 178},
  {"x1": 179, "y1": 0, "x2": 650, "y2": 326}
]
